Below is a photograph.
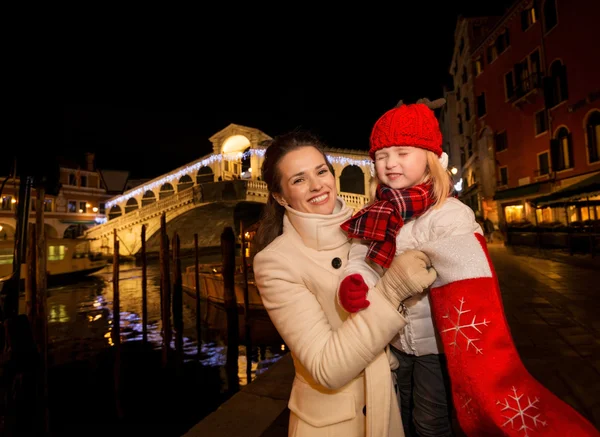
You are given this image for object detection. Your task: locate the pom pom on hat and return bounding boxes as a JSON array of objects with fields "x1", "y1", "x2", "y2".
[{"x1": 369, "y1": 100, "x2": 444, "y2": 159}]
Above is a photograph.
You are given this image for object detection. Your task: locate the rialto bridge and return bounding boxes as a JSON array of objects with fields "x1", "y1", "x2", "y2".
[{"x1": 84, "y1": 123, "x2": 373, "y2": 256}]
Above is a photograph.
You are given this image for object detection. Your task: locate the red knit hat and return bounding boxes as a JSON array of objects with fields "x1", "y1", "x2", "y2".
[{"x1": 369, "y1": 103, "x2": 443, "y2": 159}]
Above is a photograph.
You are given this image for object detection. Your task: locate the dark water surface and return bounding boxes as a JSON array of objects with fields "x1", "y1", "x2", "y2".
[{"x1": 21, "y1": 257, "x2": 286, "y2": 436}]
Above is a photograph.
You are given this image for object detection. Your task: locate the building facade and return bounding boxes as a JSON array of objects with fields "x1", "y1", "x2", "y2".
[
  {"x1": 448, "y1": 14, "x2": 502, "y2": 222},
  {"x1": 0, "y1": 153, "x2": 114, "y2": 240},
  {"x1": 472, "y1": 0, "x2": 600, "y2": 229}
]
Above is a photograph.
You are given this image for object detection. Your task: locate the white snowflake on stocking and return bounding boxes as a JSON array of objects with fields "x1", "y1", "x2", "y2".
[
  {"x1": 497, "y1": 386, "x2": 547, "y2": 436},
  {"x1": 441, "y1": 297, "x2": 490, "y2": 354}
]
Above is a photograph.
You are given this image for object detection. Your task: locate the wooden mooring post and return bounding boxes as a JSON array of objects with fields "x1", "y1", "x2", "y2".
[
  {"x1": 241, "y1": 221, "x2": 252, "y2": 384},
  {"x1": 159, "y1": 213, "x2": 172, "y2": 368},
  {"x1": 194, "y1": 233, "x2": 201, "y2": 358},
  {"x1": 222, "y1": 226, "x2": 239, "y2": 393},
  {"x1": 35, "y1": 188, "x2": 49, "y2": 433},
  {"x1": 172, "y1": 231, "x2": 184, "y2": 372},
  {"x1": 141, "y1": 224, "x2": 148, "y2": 346},
  {"x1": 112, "y1": 229, "x2": 123, "y2": 419}
]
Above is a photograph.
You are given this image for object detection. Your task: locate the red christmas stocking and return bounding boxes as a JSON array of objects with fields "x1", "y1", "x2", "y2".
[{"x1": 428, "y1": 233, "x2": 599, "y2": 436}]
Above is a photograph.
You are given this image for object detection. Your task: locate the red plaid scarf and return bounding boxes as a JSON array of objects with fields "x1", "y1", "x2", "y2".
[{"x1": 340, "y1": 182, "x2": 435, "y2": 268}]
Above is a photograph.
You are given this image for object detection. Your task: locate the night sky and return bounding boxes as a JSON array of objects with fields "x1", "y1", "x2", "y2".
[{"x1": 62, "y1": 1, "x2": 515, "y2": 179}]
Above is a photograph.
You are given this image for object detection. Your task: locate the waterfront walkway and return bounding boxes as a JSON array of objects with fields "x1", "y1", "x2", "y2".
[{"x1": 184, "y1": 243, "x2": 600, "y2": 436}]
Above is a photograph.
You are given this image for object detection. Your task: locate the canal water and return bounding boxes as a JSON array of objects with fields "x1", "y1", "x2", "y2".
[{"x1": 24, "y1": 256, "x2": 287, "y2": 436}]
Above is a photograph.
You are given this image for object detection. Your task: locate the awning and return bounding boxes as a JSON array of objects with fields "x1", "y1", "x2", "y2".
[
  {"x1": 531, "y1": 172, "x2": 600, "y2": 207},
  {"x1": 493, "y1": 182, "x2": 543, "y2": 201}
]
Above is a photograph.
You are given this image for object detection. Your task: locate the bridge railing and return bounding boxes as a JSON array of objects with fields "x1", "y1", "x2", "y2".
[
  {"x1": 340, "y1": 192, "x2": 370, "y2": 211},
  {"x1": 87, "y1": 187, "x2": 196, "y2": 238}
]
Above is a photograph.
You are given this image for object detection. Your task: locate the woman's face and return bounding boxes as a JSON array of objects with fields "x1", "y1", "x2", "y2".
[{"x1": 275, "y1": 146, "x2": 337, "y2": 215}]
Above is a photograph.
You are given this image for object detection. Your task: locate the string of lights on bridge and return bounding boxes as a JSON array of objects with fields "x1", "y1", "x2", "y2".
[{"x1": 105, "y1": 149, "x2": 374, "y2": 209}]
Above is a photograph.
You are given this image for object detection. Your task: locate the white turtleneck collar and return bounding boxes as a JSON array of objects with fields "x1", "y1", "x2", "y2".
[{"x1": 282, "y1": 198, "x2": 353, "y2": 251}]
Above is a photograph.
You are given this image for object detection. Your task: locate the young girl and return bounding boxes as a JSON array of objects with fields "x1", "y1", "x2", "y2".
[{"x1": 338, "y1": 101, "x2": 599, "y2": 436}]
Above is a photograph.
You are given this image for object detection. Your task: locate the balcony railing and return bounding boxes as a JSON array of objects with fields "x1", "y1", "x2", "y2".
[{"x1": 510, "y1": 73, "x2": 543, "y2": 106}]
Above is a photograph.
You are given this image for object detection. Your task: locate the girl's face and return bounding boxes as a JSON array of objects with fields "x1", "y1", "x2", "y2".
[
  {"x1": 275, "y1": 146, "x2": 337, "y2": 215},
  {"x1": 374, "y1": 146, "x2": 428, "y2": 189}
]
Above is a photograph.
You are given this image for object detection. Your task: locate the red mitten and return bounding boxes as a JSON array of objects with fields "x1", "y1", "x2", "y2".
[{"x1": 339, "y1": 274, "x2": 370, "y2": 313}]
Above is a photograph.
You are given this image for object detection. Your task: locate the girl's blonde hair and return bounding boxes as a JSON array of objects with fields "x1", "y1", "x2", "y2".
[{"x1": 368, "y1": 150, "x2": 452, "y2": 209}]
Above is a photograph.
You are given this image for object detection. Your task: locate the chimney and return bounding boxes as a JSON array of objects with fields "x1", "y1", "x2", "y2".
[{"x1": 85, "y1": 152, "x2": 95, "y2": 171}]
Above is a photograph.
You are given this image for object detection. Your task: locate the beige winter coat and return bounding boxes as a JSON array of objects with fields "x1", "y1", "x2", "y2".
[{"x1": 253, "y1": 198, "x2": 407, "y2": 437}]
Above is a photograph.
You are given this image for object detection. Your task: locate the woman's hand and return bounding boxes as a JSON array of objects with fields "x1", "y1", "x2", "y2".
[{"x1": 375, "y1": 250, "x2": 437, "y2": 310}]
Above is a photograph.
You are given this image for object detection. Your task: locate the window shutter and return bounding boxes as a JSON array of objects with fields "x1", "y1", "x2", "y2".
[
  {"x1": 550, "y1": 139, "x2": 559, "y2": 171},
  {"x1": 559, "y1": 64, "x2": 569, "y2": 102},
  {"x1": 587, "y1": 121, "x2": 600, "y2": 162},
  {"x1": 514, "y1": 63, "x2": 523, "y2": 96},
  {"x1": 567, "y1": 132, "x2": 574, "y2": 168},
  {"x1": 543, "y1": 76, "x2": 555, "y2": 108},
  {"x1": 521, "y1": 10, "x2": 528, "y2": 30}
]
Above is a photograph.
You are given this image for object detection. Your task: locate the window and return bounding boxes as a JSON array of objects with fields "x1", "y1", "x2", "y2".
[
  {"x1": 477, "y1": 93, "x2": 487, "y2": 117},
  {"x1": 99, "y1": 203, "x2": 106, "y2": 214},
  {"x1": 458, "y1": 115, "x2": 463, "y2": 135},
  {"x1": 467, "y1": 139, "x2": 473, "y2": 159},
  {"x1": 68, "y1": 200, "x2": 77, "y2": 213},
  {"x1": 486, "y1": 45, "x2": 498, "y2": 64},
  {"x1": 79, "y1": 201, "x2": 87, "y2": 213},
  {"x1": 495, "y1": 30, "x2": 510, "y2": 55},
  {"x1": 48, "y1": 245, "x2": 66, "y2": 261},
  {"x1": 587, "y1": 111, "x2": 600, "y2": 163},
  {"x1": 499, "y1": 167, "x2": 508, "y2": 186},
  {"x1": 514, "y1": 49, "x2": 542, "y2": 98},
  {"x1": 543, "y1": 0, "x2": 558, "y2": 33},
  {"x1": 521, "y1": 5, "x2": 537, "y2": 30},
  {"x1": 538, "y1": 152, "x2": 550, "y2": 176},
  {"x1": 550, "y1": 127, "x2": 573, "y2": 171},
  {"x1": 1, "y1": 196, "x2": 13, "y2": 210},
  {"x1": 80, "y1": 175, "x2": 87, "y2": 188},
  {"x1": 44, "y1": 198, "x2": 53, "y2": 212},
  {"x1": 68, "y1": 174, "x2": 76, "y2": 185},
  {"x1": 544, "y1": 60, "x2": 568, "y2": 107},
  {"x1": 474, "y1": 57, "x2": 483, "y2": 76},
  {"x1": 535, "y1": 109, "x2": 548, "y2": 135},
  {"x1": 505, "y1": 71, "x2": 515, "y2": 100},
  {"x1": 495, "y1": 131, "x2": 508, "y2": 152}
]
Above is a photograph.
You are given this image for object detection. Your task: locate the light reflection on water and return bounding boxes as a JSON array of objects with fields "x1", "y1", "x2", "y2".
[{"x1": 25, "y1": 258, "x2": 286, "y2": 385}]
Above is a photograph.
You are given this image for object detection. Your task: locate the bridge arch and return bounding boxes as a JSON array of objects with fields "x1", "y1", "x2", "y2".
[
  {"x1": 196, "y1": 167, "x2": 214, "y2": 184},
  {"x1": 108, "y1": 205, "x2": 122, "y2": 220},
  {"x1": 0, "y1": 222, "x2": 15, "y2": 240},
  {"x1": 125, "y1": 197, "x2": 139, "y2": 214},
  {"x1": 159, "y1": 183, "x2": 175, "y2": 200},
  {"x1": 142, "y1": 190, "x2": 156, "y2": 207},
  {"x1": 177, "y1": 174, "x2": 194, "y2": 192},
  {"x1": 339, "y1": 165, "x2": 366, "y2": 195}
]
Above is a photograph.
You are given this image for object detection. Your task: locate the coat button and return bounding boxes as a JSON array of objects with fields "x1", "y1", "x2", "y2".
[
  {"x1": 363, "y1": 405, "x2": 367, "y2": 415},
  {"x1": 331, "y1": 257, "x2": 342, "y2": 269}
]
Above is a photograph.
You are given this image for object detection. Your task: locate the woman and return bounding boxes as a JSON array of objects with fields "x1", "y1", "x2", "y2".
[{"x1": 253, "y1": 130, "x2": 438, "y2": 437}]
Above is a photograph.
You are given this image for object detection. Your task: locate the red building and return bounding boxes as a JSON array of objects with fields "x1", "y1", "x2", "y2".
[{"x1": 472, "y1": 0, "x2": 599, "y2": 228}]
